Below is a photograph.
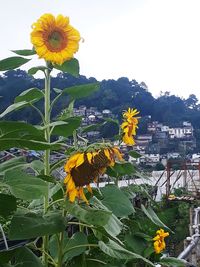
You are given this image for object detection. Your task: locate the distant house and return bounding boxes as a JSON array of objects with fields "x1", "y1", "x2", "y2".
[{"x1": 168, "y1": 126, "x2": 193, "y2": 139}]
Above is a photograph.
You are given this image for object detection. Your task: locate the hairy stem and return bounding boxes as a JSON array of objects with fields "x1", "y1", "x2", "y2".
[{"x1": 42, "y1": 65, "x2": 51, "y2": 267}]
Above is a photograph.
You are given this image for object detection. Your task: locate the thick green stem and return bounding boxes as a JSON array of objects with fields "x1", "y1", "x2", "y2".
[{"x1": 43, "y1": 66, "x2": 51, "y2": 267}]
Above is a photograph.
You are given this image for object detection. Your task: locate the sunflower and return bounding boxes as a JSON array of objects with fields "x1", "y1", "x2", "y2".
[
  {"x1": 121, "y1": 108, "x2": 140, "y2": 145},
  {"x1": 31, "y1": 13, "x2": 81, "y2": 65},
  {"x1": 64, "y1": 147, "x2": 123, "y2": 203},
  {"x1": 153, "y1": 229, "x2": 169, "y2": 254}
]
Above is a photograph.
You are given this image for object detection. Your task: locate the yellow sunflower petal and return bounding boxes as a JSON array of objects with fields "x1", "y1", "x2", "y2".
[
  {"x1": 86, "y1": 184, "x2": 93, "y2": 194},
  {"x1": 68, "y1": 188, "x2": 78, "y2": 202},
  {"x1": 78, "y1": 187, "x2": 89, "y2": 204}
]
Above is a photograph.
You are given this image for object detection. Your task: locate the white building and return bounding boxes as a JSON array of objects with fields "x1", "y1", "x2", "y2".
[{"x1": 168, "y1": 126, "x2": 193, "y2": 139}]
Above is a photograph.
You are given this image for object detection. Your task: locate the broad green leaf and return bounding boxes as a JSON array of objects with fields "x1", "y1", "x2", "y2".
[
  {"x1": 13, "y1": 247, "x2": 43, "y2": 267},
  {"x1": 107, "y1": 162, "x2": 135, "y2": 177},
  {"x1": 14, "y1": 88, "x2": 44, "y2": 103},
  {"x1": 0, "y1": 101, "x2": 29, "y2": 118},
  {"x1": 30, "y1": 160, "x2": 44, "y2": 172},
  {"x1": 9, "y1": 212, "x2": 66, "y2": 239},
  {"x1": 125, "y1": 234, "x2": 147, "y2": 255},
  {"x1": 4, "y1": 169, "x2": 48, "y2": 200},
  {"x1": 0, "y1": 56, "x2": 31, "y2": 71},
  {"x1": 101, "y1": 185, "x2": 135, "y2": 217},
  {"x1": 91, "y1": 196, "x2": 123, "y2": 236},
  {"x1": 0, "y1": 194, "x2": 17, "y2": 217},
  {"x1": 99, "y1": 240, "x2": 154, "y2": 266},
  {"x1": 62, "y1": 83, "x2": 100, "y2": 100},
  {"x1": 0, "y1": 250, "x2": 16, "y2": 264},
  {"x1": 12, "y1": 49, "x2": 36, "y2": 56},
  {"x1": 141, "y1": 205, "x2": 172, "y2": 232},
  {"x1": 0, "y1": 138, "x2": 60, "y2": 151},
  {"x1": 65, "y1": 201, "x2": 111, "y2": 226},
  {"x1": 63, "y1": 232, "x2": 88, "y2": 261},
  {"x1": 0, "y1": 157, "x2": 27, "y2": 175},
  {"x1": 49, "y1": 233, "x2": 68, "y2": 260},
  {"x1": 159, "y1": 257, "x2": 185, "y2": 266},
  {"x1": 51, "y1": 117, "x2": 82, "y2": 137},
  {"x1": 0, "y1": 121, "x2": 42, "y2": 136},
  {"x1": 28, "y1": 66, "x2": 48, "y2": 75},
  {"x1": 129, "y1": 150, "x2": 142, "y2": 158},
  {"x1": 54, "y1": 58, "x2": 79, "y2": 77},
  {"x1": 37, "y1": 174, "x2": 56, "y2": 183}
]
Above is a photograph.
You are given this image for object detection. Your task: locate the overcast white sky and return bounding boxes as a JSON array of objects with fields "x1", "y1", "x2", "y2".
[{"x1": 1, "y1": 0, "x2": 200, "y2": 99}]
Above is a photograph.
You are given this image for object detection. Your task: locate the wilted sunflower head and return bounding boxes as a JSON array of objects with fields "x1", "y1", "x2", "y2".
[
  {"x1": 153, "y1": 228, "x2": 169, "y2": 254},
  {"x1": 31, "y1": 13, "x2": 81, "y2": 65},
  {"x1": 121, "y1": 107, "x2": 140, "y2": 145},
  {"x1": 64, "y1": 147, "x2": 123, "y2": 203}
]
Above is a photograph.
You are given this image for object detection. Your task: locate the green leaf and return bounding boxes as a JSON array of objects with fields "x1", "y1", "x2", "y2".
[
  {"x1": 0, "y1": 194, "x2": 17, "y2": 217},
  {"x1": 66, "y1": 201, "x2": 111, "y2": 226},
  {"x1": 54, "y1": 58, "x2": 79, "y2": 77},
  {"x1": 129, "y1": 150, "x2": 142, "y2": 158},
  {"x1": 141, "y1": 205, "x2": 172, "y2": 232},
  {"x1": 101, "y1": 185, "x2": 135, "y2": 217},
  {"x1": 51, "y1": 117, "x2": 82, "y2": 137},
  {"x1": 30, "y1": 160, "x2": 44, "y2": 172},
  {"x1": 4, "y1": 169, "x2": 48, "y2": 200},
  {"x1": 91, "y1": 196, "x2": 123, "y2": 236},
  {"x1": 37, "y1": 174, "x2": 56, "y2": 184},
  {"x1": 14, "y1": 88, "x2": 44, "y2": 103},
  {"x1": 12, "y1": 49, "x2": 36, "y2": 56},
  {"x1": 0, "y1": 121, "x2": 42, "y2": 136},
  {"x1": 0, "y1": 56, "x2": 31, "y2": 71},
  {"x1": 107, "y1": 162, "x2": 135, "y2": 177},
  {"x1": 159, "y1": 257, "x2": 185, "y2": 267},
  {"x1": 0, "y1": 157, "x2": 27, "y2": 175},
  {"x1": 63, "y1": 232, "x2": 88, "y2": 261},
  {"x1": 62, "y1": 83, "x2": 100, "y2": 100},
  {"x1": 99, "y1": 239, "x2": 154, "y2": 266},
  {"x1": 9, "y1": 212, "x2": 66, "y2": 239},
  {"x1": 13, "y1": 247, "x2": 43, "y2": 267},
  {"x1": 0, "y1": 138, "x2": 60, "y2": 151},
  {"x1": 0, "y1": 101, "x2": 29, "y2": 118},
  {"x1": 28, "y1": 66, "x2": 48, "y2": 75},
  {"x1": 125, "y1": 234, "x2": 147, "y2": 255}
]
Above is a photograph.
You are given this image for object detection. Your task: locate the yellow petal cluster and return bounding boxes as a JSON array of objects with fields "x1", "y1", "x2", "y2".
[
  {"x1": 31, "y1": 13, "x2": 81, "y2": 65},
  {"x1": 64, "y1": 147, "x2": 123, "y2": 204},
  {"x1": 153, "y1": 229, "x2": 169, "y2": 254},
  {"x1": 121, "y1": 108, "x2": 140, "y2": 145}
]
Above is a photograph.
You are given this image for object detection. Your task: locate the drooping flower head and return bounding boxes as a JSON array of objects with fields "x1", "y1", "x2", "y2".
[
  {"x1": 64, "y1": 146, "x2": 123, "y2": 204},
  {"x1": 121, "y1": 108, "x2": 140, "y2": 145},
  {"x1": 31, "y1": 14, "x2": 81, "y2": 65},
  {"x1": 153, "y1": 228, "x2": 169, "y2": 254}
]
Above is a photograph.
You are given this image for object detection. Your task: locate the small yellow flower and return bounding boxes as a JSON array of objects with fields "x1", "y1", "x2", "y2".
[
  {"x1": 64, "y1": 147, "x2": 123, "y2": 204},
  {"x1": 31, "y1": 13, "x2": 81, "y2": 65},
  {"x1": 153, "y1": 229, "x2": 169, "y2": 254},
  {"x1": 121, "y1": 108, "x2": 140, "y2": 145},
  {"x1": 168, "y1": 194, "x2": 176, "y2": 200}
]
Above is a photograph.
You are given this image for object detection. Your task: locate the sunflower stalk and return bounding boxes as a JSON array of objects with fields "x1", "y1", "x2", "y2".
[{"x1": 43, "y1": 63, "x2": 51, "y2": 267}]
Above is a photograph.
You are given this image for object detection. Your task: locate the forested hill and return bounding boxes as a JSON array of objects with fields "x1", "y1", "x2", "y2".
[{"x1": 1, "y1": 69, "x2": 200, "y2": 129}]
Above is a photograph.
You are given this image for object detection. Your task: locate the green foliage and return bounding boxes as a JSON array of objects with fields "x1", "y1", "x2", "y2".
[
  {"x1": 9, "y1": 212, "x2": 66, "y2": 239},
  {"x1": 54, "y1": 58, "x2": 80, "y2": 77},
  {"x1": 0, "y1": 57, "x2": 31, "y2": 71},
  {"x1": 100, "y1": 185, "x2": 135, "y2": 217},
  {"x1": 0, "y1": 194, "x2": 17, "y2": 217},
  {"x1": 12, "y1": 49, "x2": 36, "y2": 56},
  {"x1": 4, "y1": 169, "x2": 48, "y2": 200}
]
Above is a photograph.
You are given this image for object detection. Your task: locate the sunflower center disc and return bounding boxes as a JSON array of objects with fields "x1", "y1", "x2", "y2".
[{"x1": 48, "y1": 31, "x2": 66, "y2": 51}]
